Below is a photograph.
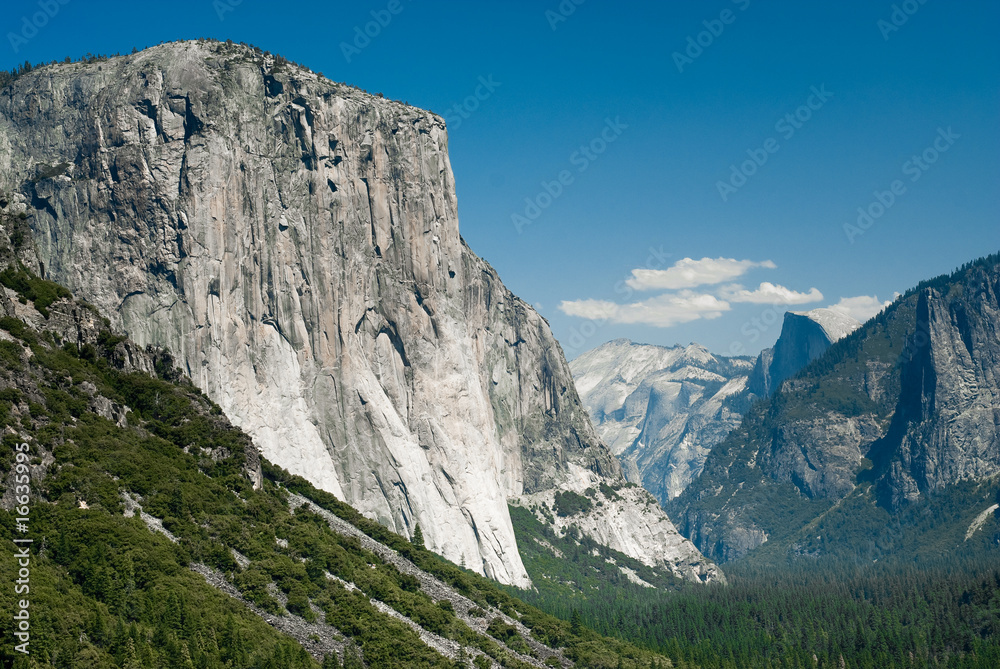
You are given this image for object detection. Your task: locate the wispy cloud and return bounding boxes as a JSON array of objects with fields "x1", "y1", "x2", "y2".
[
  {"x1": 559, "y1": 292, "x2": 729, "y2": 328},
  {"x1": 626, "y1": 257, "x2": 776, "y2": 291},
  {"x1": 719, "y1": 282, "x2": 823, "y2": 305},
  {"x1": 827, "y1": 294, "x2": 894, "y2": 323}
]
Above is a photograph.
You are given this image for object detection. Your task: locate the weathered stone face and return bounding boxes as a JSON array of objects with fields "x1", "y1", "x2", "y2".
[
  {"x1": 748, "y1": 308, "x2": 861, "y2": 398},
  {"x1": 571, "y1": 340, "x2": 753, "y2": 502},
  {"x1": 0, "y1": 41, "x2": 717, "y2": 585},
  {"x1": 877, "y1": 276, "x2": 1000, "y2": 509}
]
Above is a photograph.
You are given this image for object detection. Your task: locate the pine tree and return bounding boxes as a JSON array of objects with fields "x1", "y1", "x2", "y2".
[
  {"x1": 412, "y1": 523, "x2": 425, "y2": 549},
  {"x1": 570, "y1": 609, "x2": 582, "y2": 636},
  {"x1": 342, "y1": 645, "x2": 365, "y2": 669},
  {"x1": 180, "y1": 641, "x2": 195, "y2": 669},
  {"x1": 321, "y1": 651, "x2": 338, "y2": 668},
  {"x1": 123, "y1": 638, "x2": 142, "y2": 669}
]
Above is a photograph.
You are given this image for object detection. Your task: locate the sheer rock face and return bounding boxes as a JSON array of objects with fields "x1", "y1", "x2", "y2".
[
  {"x1": 748, "y1": 308, "x2": 861, "y2": 397},
  {"x1": 0, "y1": 41, "x2": 716, "y2": 585},
  {"x1": 877, "y1": 276, "x2": 1000, "y2": 509},
  {"x1": 570, "y1": 340, "x2": 753, "y2": 502}
]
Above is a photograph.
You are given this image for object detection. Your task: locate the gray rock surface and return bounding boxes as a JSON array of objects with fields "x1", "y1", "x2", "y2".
[
  {"x1": 514, "y1": 477, "x2": 725, "y2": 583},
  {"x1": 0, "y1": 41, "x2": 716, "y2": 585},
  {"x1": 876, "y1": 276, "x2": 1000, "y2": 509},
  {"x1": 748, "y1": 308, "x2": 860, "y2": 397},
  {"x1": 571, "y1": 340, "x2": 753, "y2": 502}
]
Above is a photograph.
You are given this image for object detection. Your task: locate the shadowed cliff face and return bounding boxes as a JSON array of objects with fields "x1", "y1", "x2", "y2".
[
  {"x1": 670, "y1": 257, "x2": 1000, "y2": 563},
  {"x1": 0, "y1": 41, "x2": 717, "y2": 585},
  {"x1": 748, "y1": 308, "x2": 861, "y2": 398},
  {"x1": 874, "y1": 274, "x2": 1000, "y2": 510}
]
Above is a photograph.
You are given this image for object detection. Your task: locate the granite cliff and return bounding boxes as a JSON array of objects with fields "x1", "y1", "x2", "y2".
[
  {"x1": 0, "y1": 41, "x2": 716, "y2": 585},
  {"x1": 570, "y1": 309, "x2": 858, "y2": 506},
  {"x1": 747, "y1": 308, "x2": 860, "y2": 398}
]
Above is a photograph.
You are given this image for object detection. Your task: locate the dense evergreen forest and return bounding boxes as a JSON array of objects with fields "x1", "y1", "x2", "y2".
[
  {"x1": 509, "y1": 494, "x2": 1000, "y2": 669},
  {"x1": 527, "y1": 559, "x2": 1000, "y2": 669}
]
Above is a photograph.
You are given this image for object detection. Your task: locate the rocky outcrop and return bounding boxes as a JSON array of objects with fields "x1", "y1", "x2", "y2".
[
  {"x1": 0, "y1": 197, "x2": 265, "y2": 499},
  {"x1": 873, "y1": 270, "x2": 1000, "y2": 509},
  {"x1": 513, "y1": 463, "x2": 724, "y2": 583},
  {"x1": 670, "y1": 255, "x2": 1000, "y2": 563},
  {"x1": 0, "y1": 195, "x2": 156, "y2": 379},
  {"x1": 0, "y1": 41, "x2": 716, "y2": 585},
  {"x1": 747, "y1": 308, "x2": 860, "y2": 397},
  {"x1": 571, "y1": 340, "x2": 753, "y2": 503}
]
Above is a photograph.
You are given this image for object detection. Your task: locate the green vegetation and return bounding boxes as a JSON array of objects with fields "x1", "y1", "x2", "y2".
[
  {"x1": 0, "y1": 263, "x2": 72, "y2": 318},
  {"x1": 508, "y1": 503, "x2": 682, "y2": 604},
  {"x1": 0, "y1": 223, "x2": 671, "y2": 668},
  {"x1": 522, "y1": 556, "x2": 1000, "y2": 669},
  {"x1": 511, "y1": 490, "x2": 1000, "y2": 669},
  {"x1": 668, "y1": 252, "x2": 1000, "y2": 567},
  {"x1": 503, "y1": 253, "x2": 1000, "y2": 669},
  {"x1": 0, "y1": 344, "x2": 320, "y2": 666},
  {"x1": 553, "y1": 490, "x2": 593, "y2": 517},
  {"x1": 271, "y1": 468, "x2": 672, "y2": 668}
]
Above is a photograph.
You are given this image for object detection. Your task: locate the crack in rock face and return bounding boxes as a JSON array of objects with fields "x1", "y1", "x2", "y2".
[{"x1": 0, "y1": 40, "x2": 718, "y2": 586}]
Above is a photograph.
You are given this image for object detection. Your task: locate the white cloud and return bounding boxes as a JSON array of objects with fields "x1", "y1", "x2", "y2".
[
  {"x1": 827, "y1": 295, "x2": 893, "y2": 323},
  {"x1": 719, "y1": 282, "x2": 824, "y2": 305},
  {"x1": 558, "y1": 299, "x2": 620, "y2": 321},
  {"x1": 626, "y1": 257, "x2": 776, "y2": 291},
  {"x1": 558, "y1": 292, "x2": 730, "y2": 328}
]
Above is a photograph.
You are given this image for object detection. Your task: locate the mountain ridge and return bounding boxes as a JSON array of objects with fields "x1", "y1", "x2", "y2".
[
  {"x1": 570, "y1": 339, "x2": 753, "y2": 503},
  {"x1": 668, "y1": 252, "x2": 1000, "y2": 563},
  {"x1": 569, "y1": 304, "x2": 861, "y2": 507}
]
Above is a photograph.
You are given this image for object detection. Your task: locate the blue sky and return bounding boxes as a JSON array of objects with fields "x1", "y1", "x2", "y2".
[{"x1": 3, "y1": 0, "x2": 998, "y2": 357}]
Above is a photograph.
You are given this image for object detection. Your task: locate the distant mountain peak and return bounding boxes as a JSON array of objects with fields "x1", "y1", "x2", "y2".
[
  {"x1": 571, "y1": 339, "x2": 752, "y2": 501},
  {"x1": 792, "y1": 307, "x2": 862, "y2": 344},
  {"x1": 748, "y1": 308, "x2": 861, "y2": 398}
]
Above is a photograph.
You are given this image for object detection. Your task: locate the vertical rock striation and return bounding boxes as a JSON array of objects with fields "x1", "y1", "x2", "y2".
[
  {"x1": 0, "y1": 41, "x2": 716, "y2": 584},
  {"x1": 874, "y1": 270, "x2": 1000, "y2": 509},
  {"x1": 671, "y1": 256, "x2": 1000, "y2": 562},
  {"x1": 747, "y1": 308, "x2": 861, "y2": 398}
]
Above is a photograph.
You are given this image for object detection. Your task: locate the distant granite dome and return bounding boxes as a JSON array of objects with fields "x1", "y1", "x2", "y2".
[
  {"x1": 798, "y1": 307, "x2": 864, "y2": 343},
  {"x1": 748, "y1": 308, "x2": 861, "y2": 397}
]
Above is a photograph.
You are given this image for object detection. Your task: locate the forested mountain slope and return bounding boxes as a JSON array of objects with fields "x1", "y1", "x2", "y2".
[
  {"x1": 0, "y1": 202, "x2": 674, "y2": 668},
  {"x1": 669, "y1": 253, "x2": 1000, "y2": 564}
]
